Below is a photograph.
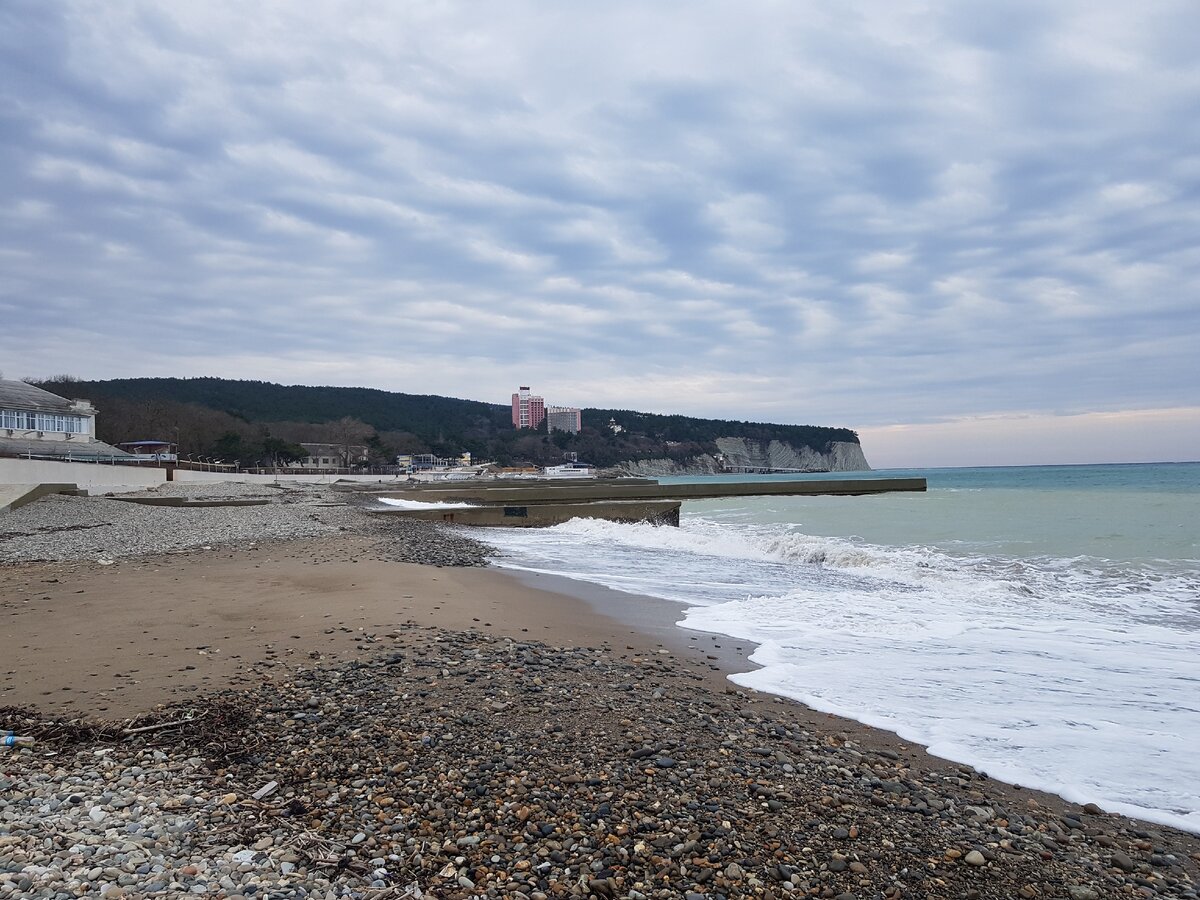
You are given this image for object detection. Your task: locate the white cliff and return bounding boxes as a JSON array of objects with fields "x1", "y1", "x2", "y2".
[{"x1": 620, "y1": 439, "x2": 870, "y2": 477}]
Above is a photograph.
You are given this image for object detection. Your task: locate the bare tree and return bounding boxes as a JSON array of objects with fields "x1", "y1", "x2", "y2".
[{"x1": 329, "y1": 416, "x2": 373, "y2": 467}]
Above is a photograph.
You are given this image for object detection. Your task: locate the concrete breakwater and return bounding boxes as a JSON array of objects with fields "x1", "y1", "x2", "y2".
[
  {"x1": 374, "y1": 499, "x2": 683, "y2": 527},
  {"x1": 354, "y1": 476, "x2": 926, "y2": 527}
]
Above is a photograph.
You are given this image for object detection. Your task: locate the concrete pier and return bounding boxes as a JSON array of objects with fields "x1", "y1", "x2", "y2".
[
  {"x1": 353, "y1": 476, "x2": 926, "y2": 506},
  {"x1": 353, "y1": 476, "x2": 924, "y2": 528},
  {"x1": 373, "y1": 499, "x2": 681, "y2": 528}
]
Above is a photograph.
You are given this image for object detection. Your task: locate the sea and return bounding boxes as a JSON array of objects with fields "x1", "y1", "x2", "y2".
[{"x1": 475, "y1": 462, "x2": 1200, "y2": 834}]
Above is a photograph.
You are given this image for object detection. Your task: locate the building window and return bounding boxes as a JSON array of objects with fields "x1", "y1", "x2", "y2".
[
  {"x1": 0, "y1": 410, "x2": 87, "y2": 434},
  {"x1": 0, "y1": 410, "x2": 87, "y2": 433}
]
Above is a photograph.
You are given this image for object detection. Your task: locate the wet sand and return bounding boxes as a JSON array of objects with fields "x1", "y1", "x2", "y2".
[{"x1": 2, "y1": 535, "x2": 693, "y2": 716}]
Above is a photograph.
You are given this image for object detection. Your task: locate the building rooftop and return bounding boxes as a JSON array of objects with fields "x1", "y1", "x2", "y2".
[
  {"x1": 0, "y1": 436, "x2": 129, "y2": 459},
  {"x1": 0, "y1": 379, "x2": 83, "y2": 413}
]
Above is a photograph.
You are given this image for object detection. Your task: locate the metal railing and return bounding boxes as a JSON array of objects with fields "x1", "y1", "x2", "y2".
[
  {"x1": 239, "y1": 465, "x2": 404, "y2": 476},
  {"x1": 1, "y1": 451, "x2": 406, "y2": 475},
  {"x1": 2, "y1": 451, "x2": 234, "y2": 472},
  {"x1": 1, "y1": 450, "x2": 162, "y2": 466}
]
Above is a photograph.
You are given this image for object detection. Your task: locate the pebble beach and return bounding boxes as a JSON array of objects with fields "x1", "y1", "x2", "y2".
[{"x1": 2, "y1": 485, "x2": 1198, "y2": 899}]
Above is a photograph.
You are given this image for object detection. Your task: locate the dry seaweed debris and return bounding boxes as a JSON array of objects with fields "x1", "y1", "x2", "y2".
[{"x1": 0, "y1": 695, "x2": 262, "y2": 760}]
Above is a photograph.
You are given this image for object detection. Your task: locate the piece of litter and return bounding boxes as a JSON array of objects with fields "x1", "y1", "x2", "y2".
[{"x1": 252, "y1": 781, "x2": 279, "y2": 800}]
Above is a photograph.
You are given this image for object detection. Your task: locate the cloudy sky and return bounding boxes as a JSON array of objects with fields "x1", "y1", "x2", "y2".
[{"x1": 2, "y1": 1, "x2": 1198, "y2": 466}]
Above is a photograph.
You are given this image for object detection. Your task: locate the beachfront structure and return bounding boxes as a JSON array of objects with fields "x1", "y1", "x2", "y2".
[
  {"x1": 292, "y1": 442, "x2": 369, "y2": 470},
  {"x1": 397, "y1": 452, "x2": 473, "y2": 472},
  {"x1": 511, "y1": 386, "x2": 545, "y2": 430},
  {"x1": 399, "y1": 451, "x2": 481, "y2": 481},
  {"x1": 546, "y1": 406, "x2": 582, "y2": 434},
  {"x1": 0, "y1": 379, "x2": 128, "y2": 460},
  {"x1": 0, "y1": 380, "x2": 95, "y2": 440},
  {"x1": 541, "y1": 462, "x2": 594, "y2": 478},
  {"x1": 116, "y1": 440, "x2": 178, "y2": 462}
]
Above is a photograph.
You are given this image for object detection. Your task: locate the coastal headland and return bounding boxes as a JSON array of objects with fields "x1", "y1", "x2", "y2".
[{"x1": 2, "y1": 484, "x2": 1197, "y2": 899}]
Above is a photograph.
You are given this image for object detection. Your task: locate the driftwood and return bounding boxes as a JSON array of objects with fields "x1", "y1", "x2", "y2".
[{"x1": 121, "y1": 710, "x2": 208, "y2": 736}]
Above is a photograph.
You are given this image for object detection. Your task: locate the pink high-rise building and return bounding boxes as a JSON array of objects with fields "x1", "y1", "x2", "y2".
[{"x1": 511, "y1": 386, "x2": 545, "y2": 429}]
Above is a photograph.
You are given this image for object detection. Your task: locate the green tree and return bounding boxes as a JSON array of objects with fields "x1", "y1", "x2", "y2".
[
  {"x1": 212, "y1": 432, "x2": 251, "y2": 464},
  {"x1": 261, "y1": 437, "x2": 307, "y2": 466}
]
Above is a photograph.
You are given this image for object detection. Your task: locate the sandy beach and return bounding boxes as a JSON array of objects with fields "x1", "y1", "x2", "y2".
[
  {"x1": 2, "y1": 491, "x2": 1198, "y2": 898},
  {"x1": 1, "y1": 536, "x2": 675, "y2": 717}
]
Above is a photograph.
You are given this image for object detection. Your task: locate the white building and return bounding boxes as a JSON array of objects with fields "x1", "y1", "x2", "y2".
[
  {"x1": 292, "y1": 442, "x2": 369, "y2": 470},
  {"x1": 0, "y1": 379, "x2": 128, "y2": 460}
]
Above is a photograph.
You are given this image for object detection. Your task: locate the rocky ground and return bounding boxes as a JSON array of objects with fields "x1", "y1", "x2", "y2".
[
  {"x1": 0, "y1": 486, "x2": 491, "y2": 568},
  {"x1": 3, "y1": 626, "x2": 1198, "y2": 900}
]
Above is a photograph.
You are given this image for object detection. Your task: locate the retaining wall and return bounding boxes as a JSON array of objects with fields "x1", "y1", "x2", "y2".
[
  {"x1": 0, "y1": 459, "x2": 162, "y2": 492},
  {"x1": 0, "y1": 458, "x2": 408, "y2": 491},
  {"x1": 171, "y1": 469, "x2": 407, "y2": 486}
]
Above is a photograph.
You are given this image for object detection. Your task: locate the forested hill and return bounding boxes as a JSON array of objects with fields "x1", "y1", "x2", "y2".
[
  {"x1": 68, "y1": 377, "x2": 510, "y2": 438},
  {"x1": 32, "y1": 376, "x2": 860, "y2": 468}
]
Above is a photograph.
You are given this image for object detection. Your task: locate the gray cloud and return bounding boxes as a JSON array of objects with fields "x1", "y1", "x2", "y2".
[{"x1": 3, "y1": 0, "x2": 1199, "y2": 445}]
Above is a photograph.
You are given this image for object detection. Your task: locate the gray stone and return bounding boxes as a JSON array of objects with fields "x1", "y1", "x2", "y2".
[{"x1": 1111, "y1": 850, "x2": 1136, "y2": 872}]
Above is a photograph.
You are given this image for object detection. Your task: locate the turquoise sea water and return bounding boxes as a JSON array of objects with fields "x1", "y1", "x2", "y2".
[
  {"x1": 666, "y1": 462, "x2": 1200, "y2": 563},
  {"x1": 479, "y1": 462, "x2": 1200, "y2": 832}
]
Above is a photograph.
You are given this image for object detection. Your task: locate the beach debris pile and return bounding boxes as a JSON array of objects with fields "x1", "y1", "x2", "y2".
[{"x1": 4, "y1": 628, "x2": 1197, "y2": 899}]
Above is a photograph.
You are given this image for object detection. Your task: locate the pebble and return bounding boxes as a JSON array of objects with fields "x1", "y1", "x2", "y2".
[{"x1": 0, "y1": 487, "x2": 494, "y2": 567}]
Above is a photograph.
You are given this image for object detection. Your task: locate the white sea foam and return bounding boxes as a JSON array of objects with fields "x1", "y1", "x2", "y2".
[
  {"x1": 686, "y1": 590, "x2": 1200, "y2": 834},
  {"x1": 377, "y1": 498, "x2": 477, "y2": 510},
  {"x1": 481, "y1": 496, "x2": 1200, "y2": 834}
]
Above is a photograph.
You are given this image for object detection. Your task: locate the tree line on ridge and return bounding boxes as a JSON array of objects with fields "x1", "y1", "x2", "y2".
[{"x1": 27, "y1": 376, "x2": 860, "y2": 469}]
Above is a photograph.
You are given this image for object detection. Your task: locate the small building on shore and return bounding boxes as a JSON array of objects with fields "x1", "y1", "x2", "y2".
[
  {"x1": 397, "y1": 452, "x2": 473, "y2": 473},
  {"x1": 541, "y1": 462, "x2": 594, "y2": 478},
  {"x1": 293, "y1": 442, "x2": 369, "y2": 470}
]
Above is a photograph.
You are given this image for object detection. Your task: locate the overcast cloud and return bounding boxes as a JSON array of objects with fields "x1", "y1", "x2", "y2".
[{"x1": 2, "y1": 1, "x2": 1198, "y2": 465}]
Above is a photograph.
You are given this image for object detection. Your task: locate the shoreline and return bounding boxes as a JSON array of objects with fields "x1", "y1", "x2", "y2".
[
  {"x1": 490, "y1": 561, "x2": 1200, "y2": 841},
  {"x1": 3, "y1": 494, "x2": 1199, "y2": 897}
]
